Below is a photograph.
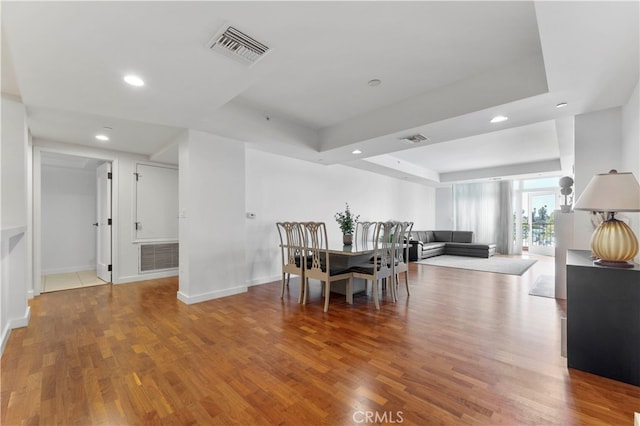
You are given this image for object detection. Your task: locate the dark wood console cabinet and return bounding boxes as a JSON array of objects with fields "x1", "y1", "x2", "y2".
[{"x1": 566, "y1": 250, "x2": 640, "y2": 386}]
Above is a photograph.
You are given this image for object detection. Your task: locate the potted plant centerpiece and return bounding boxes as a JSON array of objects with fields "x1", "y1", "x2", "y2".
[{"x1": 335, "y1": 203, "x2": 360, "y2": 245}]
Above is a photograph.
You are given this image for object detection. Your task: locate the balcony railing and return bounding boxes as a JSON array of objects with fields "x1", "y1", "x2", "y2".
[{"x1": 520, "y1": 221, "x2": 554, "y2": 248}]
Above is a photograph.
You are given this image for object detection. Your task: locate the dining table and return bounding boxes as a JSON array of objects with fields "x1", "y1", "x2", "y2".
[
  {"x1": 278, "y1": 239, "x2": 406, "y2": 298},
  {"x1": 326, "y1": 240, "x2": 406, "y2": 296},
  {"x1": 323, "y1": 241, "x2": 373, "y2": 296}
]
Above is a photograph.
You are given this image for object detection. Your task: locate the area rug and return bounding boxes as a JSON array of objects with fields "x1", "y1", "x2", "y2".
[
  {"x1": 528, "y1": 274, "x2": 555, "y2": 298},
  {"x1": 416, "y1": 255, "x2": 537, "y2": 276}
]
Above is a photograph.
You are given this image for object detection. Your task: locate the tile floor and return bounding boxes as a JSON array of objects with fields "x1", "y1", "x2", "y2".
[{"x1": 42, "y1": 270, "x2": 108, "y2": 293}]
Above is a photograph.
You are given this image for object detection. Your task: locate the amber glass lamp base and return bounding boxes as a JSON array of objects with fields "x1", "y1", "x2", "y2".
[{"x1": 590, "y1": 216, "x2": 639, "y2": 268}]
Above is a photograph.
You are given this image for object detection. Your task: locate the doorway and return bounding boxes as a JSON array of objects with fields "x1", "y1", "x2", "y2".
[
  {"x1": 36, "y1": 151, "x2": 113, "y2": 293},
  {"x1": 524, "y1": 190, "x2": 556, "y2": 256}
]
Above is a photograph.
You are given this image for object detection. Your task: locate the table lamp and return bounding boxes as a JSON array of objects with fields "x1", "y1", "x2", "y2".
[{"x1": 573, "y1": 170, "x2": 640, "y2": 268}]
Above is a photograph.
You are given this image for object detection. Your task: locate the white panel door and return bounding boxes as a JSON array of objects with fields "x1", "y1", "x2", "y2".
[
  {"x1": 135, "y1": 164, "x2": 178, "y2": 240},
  {"x1": 96, "y1": 162, "x2": 112, "y2": 282}
]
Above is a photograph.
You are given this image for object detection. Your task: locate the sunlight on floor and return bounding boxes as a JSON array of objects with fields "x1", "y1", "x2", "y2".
[{"x1": 42, "y1": 270, "x2": 108, "y2": 293}]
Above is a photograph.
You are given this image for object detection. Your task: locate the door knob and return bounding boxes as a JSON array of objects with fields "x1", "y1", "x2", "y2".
[{"x1": 92, "y1": 222, "x2": 99, "y2": 226}]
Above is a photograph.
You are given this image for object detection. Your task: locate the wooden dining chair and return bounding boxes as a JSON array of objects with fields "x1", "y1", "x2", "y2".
[
  {"x1": 301, "y1": 222, "x2": 353, "y2": 312},
  {"x1": 349, "y1": 221, "x2": 395, "y2": 310},
  {"x1": 276, "y1": 222, "x2": 305, "y2": 303},
  {"x1": 355, "y1": 221, "x2": 375, "y2": 246},
  {"x1": 392, "y1": 221, "x2": 413, "y2": 301}
]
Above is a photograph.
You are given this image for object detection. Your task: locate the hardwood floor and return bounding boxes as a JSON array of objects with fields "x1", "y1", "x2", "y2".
[{"x1": 2, "y1": 255, "x2": 638, "y2": 425}]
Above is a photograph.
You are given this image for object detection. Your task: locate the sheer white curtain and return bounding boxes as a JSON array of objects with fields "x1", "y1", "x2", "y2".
[{"x1": 453, "y1": 181, "x2": 514, "y2": 254}]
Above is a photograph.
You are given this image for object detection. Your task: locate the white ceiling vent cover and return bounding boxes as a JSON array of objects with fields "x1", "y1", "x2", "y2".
[
  {"x1": 401, "y1": 134, "x2": 429, "y2": 144},
  {"x1": 208, "y1": 26, "x2": 269, "y2": 66}
]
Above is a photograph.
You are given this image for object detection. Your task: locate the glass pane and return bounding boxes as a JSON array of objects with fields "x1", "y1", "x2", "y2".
[
  {"x1": 530, "y1": 193, "x2": 555, "y2": 247},
  {"x1": 523, "y1": 177, "x2": 559, "y2": 190}
]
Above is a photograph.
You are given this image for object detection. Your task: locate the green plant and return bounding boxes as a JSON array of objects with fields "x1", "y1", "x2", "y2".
[{"x1": 334, "y1": 203, "x2": 360, "y2": 235}]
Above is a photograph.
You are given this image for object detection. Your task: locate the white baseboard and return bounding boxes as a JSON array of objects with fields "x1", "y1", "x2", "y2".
[
  {"x1": 177, "y1": 285, "x2": 247, "y2": 305},
  {"x1": 246, "y1": 274, "x2": 281, "y2": 287},
  {"x1": 115, "y1": 270, "x2": 178, "y2": 284},
  {"x1": 1, "y1": 306, "x2": 31, "y2": 356},
  {"x1": 42, "y1": 264, "x2": 95, "y2": 275},
  {"x1": 0, "y1": 324, "x2": 10, "y2": 357}
]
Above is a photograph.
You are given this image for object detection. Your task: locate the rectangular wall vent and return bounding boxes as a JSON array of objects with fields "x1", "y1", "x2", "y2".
[
  {"x1": 401, "y1": 133, "x2": 429, "y2": 144},
  {"x1": 208, "y1": 26, "x2": 269, "y2": 65},
  {"x1": 140, "y1": 243, "x2": 179, "y2": 273}
]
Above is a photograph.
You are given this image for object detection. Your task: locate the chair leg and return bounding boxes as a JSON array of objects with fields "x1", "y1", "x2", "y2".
[
  {"x1": 323, "y1": 281, "x2": 331, "y2": 312},
  {"x1": 404, "y1": 272, "x2": 410, "y2": 296},
  {"x1": 281, "y1": 273, "x2": 287, "y2": 298},
  {"x1": 302, "y1": 278, "x2": 309, "y2": 305},
  {"x1": 373, "y1": 279, "x2": 380, "y2": 310},
  {"x1": 297, "y1": 273, "x2": 305, "y2": 304},
  {"x1": 391, "y1": 274, "x2": 398, "y2": 302},
  {"x1": 394, "y1": 276, "x2": 398, "y2": 302}
]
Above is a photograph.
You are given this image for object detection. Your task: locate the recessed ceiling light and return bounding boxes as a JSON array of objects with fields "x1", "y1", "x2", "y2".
[
  {"x1": 367, "y1": 79, "x2": 381, "y2": 87},
  {"x1": 556, "y1": 102, "x2": 568, "y2": 108},
  {"x1": 352, "y1": 149, "x2": 362, "y2": 155},
  {"x1": 490, "y1": 115, "x2": 508, "y2": 123},
  {"x1": 95, "y1": 134, "x2": 109, "y2": 142},
  {"x1": 124, "y1": 74, "x2": 145, "y2": 87}
]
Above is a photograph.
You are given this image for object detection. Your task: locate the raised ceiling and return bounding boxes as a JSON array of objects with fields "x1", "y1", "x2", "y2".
[{"x1": 2, "y1": 1, "x2": 638, "y2": 185}]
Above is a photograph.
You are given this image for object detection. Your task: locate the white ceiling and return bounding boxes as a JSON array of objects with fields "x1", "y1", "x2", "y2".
[{"x1": 2, "y1": 1, "x2": 638, "y2": 185}]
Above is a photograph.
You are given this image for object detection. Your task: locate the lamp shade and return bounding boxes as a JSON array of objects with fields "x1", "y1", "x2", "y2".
[{"x1": 573, "y1": 170, "x2": 640, "y2": 212}]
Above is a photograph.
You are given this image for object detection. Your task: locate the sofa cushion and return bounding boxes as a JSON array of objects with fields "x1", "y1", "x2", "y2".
[
  {"x1": 422, "y1": 245, "x2": 446, "y2": 258},
  {"x1": 451, "y1": 231, "x2": 473, "y2": 243},
  {"x1": 413, "y1": 231, "x2": 426, "y2": 243},
  {"x1": 422, "y1": 242, "x2": 446, "y2": 251},
  {"x1": 445, "y1": 242, "x2": 488, "y2": 250},
  {"x1": 444, "y1": 242, "x2": 496, "y2": 258},
  {"x1": 433, "y1": 231, "x2": 452, "y2": 242},
  {"x1": 445, "y1": 247, "x2": 491, "y2": 258}
]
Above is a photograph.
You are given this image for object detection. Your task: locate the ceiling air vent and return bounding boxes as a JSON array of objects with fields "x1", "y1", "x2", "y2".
[
  {"x1": 401, "y1": 133, "x2": 429, "y2": 144},
  {"x1": 208, "y1": 26, "x2": 269, "y2": 66}
]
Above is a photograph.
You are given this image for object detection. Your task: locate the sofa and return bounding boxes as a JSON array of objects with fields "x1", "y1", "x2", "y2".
[{"x1": 408, "y1": 230, "x2": 496, "y2": 261}]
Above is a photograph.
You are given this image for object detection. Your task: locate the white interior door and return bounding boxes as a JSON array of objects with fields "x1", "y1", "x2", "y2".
[{"x1": 96, "y1": 162, "x2": 112, "y2": 282}]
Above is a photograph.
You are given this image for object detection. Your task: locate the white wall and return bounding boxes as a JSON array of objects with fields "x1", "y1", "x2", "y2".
[
  {"x1": 178, "y1": 130, "x2": 247, "y2": 303},
  {"x1": 435, "y1": 187, "x2": 453, "y2": 230},
  {"x1": 621, "y1": 79, "x2": 639, "y2": 262},
  {"x1": 41, "y1": 165, "x2": 97, "y2": 274},
  {"x1": 1, "y1": 96, "x2": 27, "y2": 228},
  {"x1": 573, "y1": 107, "x2": 624, "y2": 249},
  {"x1": 1, "y1": 95, "x2": 30, "y2": 355},
  {"x1": 244, "y1": 148, "x2": 436, "y2": 285}
]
